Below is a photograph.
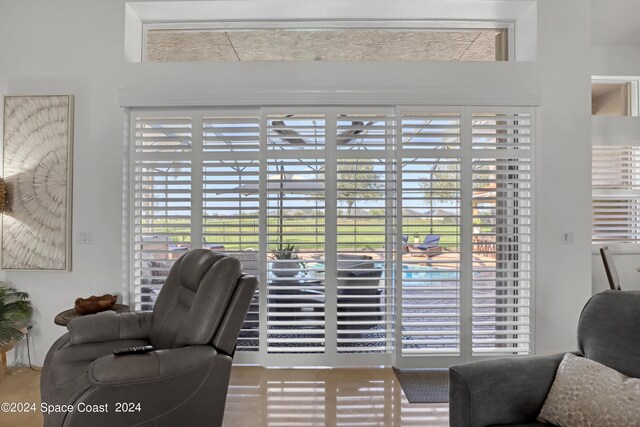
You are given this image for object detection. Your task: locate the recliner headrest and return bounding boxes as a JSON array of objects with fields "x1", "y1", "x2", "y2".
[
  {"x1": 149, "y1": 249, "x2": 243, "y2": 349},
  {"x1": 178, "y1": 250, "x2": 227, "y2": 292}
]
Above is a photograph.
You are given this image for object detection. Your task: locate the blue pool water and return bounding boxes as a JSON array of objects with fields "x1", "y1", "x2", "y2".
[
  {"x1": 402, "y1": 265, "x2": 459, "y2": 281},
  {"x1": 301, "y1": 261, "x2": 462, "y2": 281}
]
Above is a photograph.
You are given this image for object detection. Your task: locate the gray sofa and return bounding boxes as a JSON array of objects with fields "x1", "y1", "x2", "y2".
[
  {"x1": 449, "y1": 290, "x2": 640, "y2": 427},
  {"x1": 41, "y1": 250, "x2": 258, "y2": 427}
]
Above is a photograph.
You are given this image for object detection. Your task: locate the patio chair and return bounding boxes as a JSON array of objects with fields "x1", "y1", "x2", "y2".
[
  {"x1": 415, "y1": 234, "x2": 440, "y2": 250},
  {"x1": 412, "y1": 235, "x2": 444, "y2": 259}
]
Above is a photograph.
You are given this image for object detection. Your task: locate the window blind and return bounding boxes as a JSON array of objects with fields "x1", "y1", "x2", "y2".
[
  {"x1": 401, "y1": 112, "x2": 461, "y2": 150},
  {"x1": 201, "y1": 111, "x2": 261, "y2": 352},
  {"x1": 592, "y1": 146, "x2": 640, "y2": 243},
  {"x1": 335, "y1": 111, "x2": 396, "y2": 354},
  {"x1": 129, "y1": 106, "x2": 534, "y2": 365},
  {"x1": 265, "y1": 113, "x2": 327, "y2": 354},
  {"x1": 132, "y1": 160, "x2": 192, "y2": 310},
  {"x1": 400, "y1": 158, "x2": 462, "y2": 356},
  {"x1": 471, "y1": 111, "x2": 532, "y2": 356},
  {"x1": 134, "y1": 115, "x2": 192, "y2": 152},
  {"x1": 203, "y1": 114, "x2": 260, "y2": 153},
  {"x1": 203, "y1": 159, "x2": 260, "y2": 351},
  {"x1": 399, "y1": 109, "x2": 462, "y2": 357}
]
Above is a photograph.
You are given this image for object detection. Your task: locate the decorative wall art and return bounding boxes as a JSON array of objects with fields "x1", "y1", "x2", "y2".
[{"x1": 2, "y1": 95, "x2": 74, "y2": 271}]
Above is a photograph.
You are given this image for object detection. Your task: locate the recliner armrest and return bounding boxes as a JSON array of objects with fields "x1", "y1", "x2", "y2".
[
  {"x1": 449, "y1": 352, "x2": 567, "y2": 427},
  {"x1": 89, "y1": 346, "x2": 217, "y2": 386},
  {"x1": 68, "y1": 311, "x2": 153, "y2": 345}
]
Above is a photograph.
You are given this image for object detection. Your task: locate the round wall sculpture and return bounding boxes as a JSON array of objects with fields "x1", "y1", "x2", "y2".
[{"x1": 2, "y1": 95, "x2": 74, "y2": 271}]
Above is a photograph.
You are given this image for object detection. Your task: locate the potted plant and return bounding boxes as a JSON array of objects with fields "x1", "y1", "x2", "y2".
[
  {"x1": 271, "y1": 243, "x2": 301, "y2": 277},
  {"x1": 0, "y1": 284, "x2": 33, "y2": 356}
]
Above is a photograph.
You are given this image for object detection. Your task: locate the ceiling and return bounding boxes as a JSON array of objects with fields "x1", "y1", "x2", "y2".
[{"x1": 592, "y1": 0, "x2": 640, "y2": 45}]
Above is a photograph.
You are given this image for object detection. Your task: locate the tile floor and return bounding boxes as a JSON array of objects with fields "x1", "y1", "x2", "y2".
[
  {"x1": 0, "y1": 366, "x2": 449, "y2": 427},
  {"x1": 223, "y1": 367, "x2": 449, "y2": 427}
]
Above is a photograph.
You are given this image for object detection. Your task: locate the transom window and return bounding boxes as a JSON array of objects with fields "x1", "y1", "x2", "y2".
[
  {"x1": 592, "y1": 77, "x2": 640, "y2": 117},
  {"x1": 143, "y1": 21, "x2": 511, "y2": 63},
  {"x1": 127, "y1": 106, "x2": 534, "y2": 367}
]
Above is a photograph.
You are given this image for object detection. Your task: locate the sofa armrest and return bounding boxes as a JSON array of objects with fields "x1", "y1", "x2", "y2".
[
  {"x1": 449, "y1": 352, "x2": 567, "y2": 427},
  {"x1": 68, "y1": 311, "x2": 153, "y2": 345},
  {"x1": 89, "y1": 346, "x2": 216, "y2": 386}
]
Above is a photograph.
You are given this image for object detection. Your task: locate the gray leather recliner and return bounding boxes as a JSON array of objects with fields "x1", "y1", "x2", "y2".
[
  {"x1": 448, "y1": 290, "x2": 640, "y2": 427},
  {"x1": 41, "y1": 250, "x2": 258, "y2": 427}
]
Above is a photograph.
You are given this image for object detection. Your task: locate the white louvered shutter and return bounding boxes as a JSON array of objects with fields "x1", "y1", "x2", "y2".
[
  {"x1": 131, "y1": 113, "x2": 193, "y2": 310},
  {"x1": 128, "y1": 106, "x2": 535, "y2": 366},
  {"x1": 592, "y1": 146, "x2": 640, "y2": 243},
  {"x1": 400, "y1": 110, "x2": 462, "y2": 356},
  {"x1": 266, "y1": 113, "x2": 327, "y2": 354},
  {"x1": 134, "y1": 116, "x2": 192, "y2": 152},
  {"x1": 401, "y1": 111, "x2": 461, "y2": 150},
  {"x1": 335, "y1": 111, "x2": 396, "y2": 354},
  {"x1": 202, "y1": 111, "x2": 261, "y2": 352},
  {"x1": 471, "y1": 110, "x2": 533, "y2": 355}
]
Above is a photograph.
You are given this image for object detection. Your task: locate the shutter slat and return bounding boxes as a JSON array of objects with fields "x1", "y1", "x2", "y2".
[
  {"x1": 402, "y1": 112, "x2": 461, "y2": 150},
  {"x1": 203, "y1": 114, "x2": 260, "y2": 152},
  {"x1": 134, "y1": 115, "x2": 192, "y2": 153}
]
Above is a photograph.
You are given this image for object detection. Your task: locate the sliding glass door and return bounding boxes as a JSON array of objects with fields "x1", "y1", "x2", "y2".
[{"x1": 129, "y1": 105, "x2": 534, "y2": 368}]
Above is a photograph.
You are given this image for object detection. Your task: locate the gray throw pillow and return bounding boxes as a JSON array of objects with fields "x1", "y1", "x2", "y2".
[{"x1": 538, "y1": 353, "x2": 640, "y2": 427}]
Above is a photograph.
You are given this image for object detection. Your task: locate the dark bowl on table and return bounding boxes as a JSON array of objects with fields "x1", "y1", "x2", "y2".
[{"x1": 74, "y1": 294, "x2": 117, "y2": 315}]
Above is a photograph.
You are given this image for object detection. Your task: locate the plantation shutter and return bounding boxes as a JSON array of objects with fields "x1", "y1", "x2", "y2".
[
  {"x1": 400, "y1": 110, "x2": 462, "y2": 356},
  {"x1": 335, "y1": 111, "x2": 396, "y2": 354},
  {"x1": 266, "y1": 113, "x2": 327, "y2": 354},
  {"x1": 128, "y1": 105, "x2": 535, "y2": 366},
  {"x1": 131, "y1": 113, "x2": 193, "y2": 310},
  {"x1": 202, "y1": 111, "x2": 261, "y2": 352},
  {"x1": 592, "y1": 145, "x2": 640, "y2": 243},
  {"x1": 134, "y1": 116, "x2": 192, "y2": 153},
  {"x1": 471, "y1": 110, "x2": 533, "y2": 355}
]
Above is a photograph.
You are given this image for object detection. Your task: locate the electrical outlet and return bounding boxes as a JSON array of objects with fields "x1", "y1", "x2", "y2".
[
  {"x1": 76, "y1": 231, "x2": 95, "y2": 244},
  {"x1": 561, "y1": 230, "x2": 574, "y2": 244}
]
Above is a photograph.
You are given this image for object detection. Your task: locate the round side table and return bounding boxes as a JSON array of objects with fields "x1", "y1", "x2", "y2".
[{"x1": 54, "y1": 304, "x2": 131, "y2": 327}]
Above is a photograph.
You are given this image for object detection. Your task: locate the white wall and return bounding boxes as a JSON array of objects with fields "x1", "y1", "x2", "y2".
[
  {"x1": 592, "y1": 45, "x2": 640, "y2": 76},
  {"x1": 531, "y1": 0, "x2": 592, "y2": 353},
  {"x1": 0, "y1": 0, "x2": 593, "y2": 364},
  {"x1": 591, "y1": 45, "x2": 640, "y2": 293}
]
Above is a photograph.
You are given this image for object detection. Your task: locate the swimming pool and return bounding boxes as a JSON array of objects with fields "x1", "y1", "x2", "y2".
[{"x1": 296, "y1": 261, "x2": 465, "y2": 282}]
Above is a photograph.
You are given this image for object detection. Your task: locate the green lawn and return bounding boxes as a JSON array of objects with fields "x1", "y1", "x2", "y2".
[{"x1": 143, "y1": 216, "x2": 462, "y2": 251}]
